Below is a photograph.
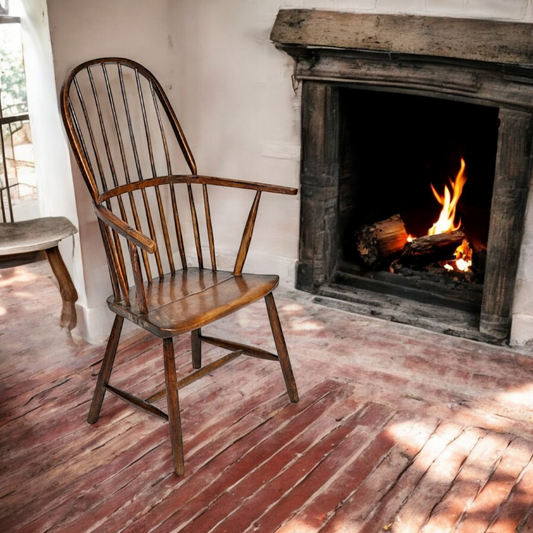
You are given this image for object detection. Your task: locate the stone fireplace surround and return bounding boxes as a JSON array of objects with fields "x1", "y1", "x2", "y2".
[{"x1": 271, "y1": 9, "x2": 533, "y2": 341}]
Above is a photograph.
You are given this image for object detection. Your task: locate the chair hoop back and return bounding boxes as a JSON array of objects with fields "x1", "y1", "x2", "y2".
[{"x1": 61, "y1": 58, "x2": 217, "y2": 300}]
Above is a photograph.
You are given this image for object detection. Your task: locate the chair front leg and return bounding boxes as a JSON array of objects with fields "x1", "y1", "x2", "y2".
[
  {"x1": 88, "y1": 315, "x2": 124, "y2": 423},
  {"x1": 163, "y1": 337, "x2": 185, "y2": 476},
  {"x1": 265, "y1": 293, "x2": 299, "y2": 403},
  {"x1": 45, "y1": 245, "x2": 78, "y2": 330}
]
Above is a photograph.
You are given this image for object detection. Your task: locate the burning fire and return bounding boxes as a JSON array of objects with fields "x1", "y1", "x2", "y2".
[
  {"x1": 453, "y1": 239, "x2": 473, "y2": 272},
  {"x1": 428, "y1": 158, "x2": 467, "y2": 236},
  {"x1": 428, "y1": 158, "x2": 472, "y2": 273}
]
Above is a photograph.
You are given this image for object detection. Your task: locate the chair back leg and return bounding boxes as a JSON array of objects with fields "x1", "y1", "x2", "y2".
[
  {"x1": 265, "y1": 293, "x2": 299, "y2": 403},
  {"x1": 163, "y1": 337, "x2": 185, "y2": 475},
  {"x1": 191, "y1": 328, "x2": 202, "y2": 369},
  {"x1": 87, "y1": 315, "x2": 124, "y2": 424}
]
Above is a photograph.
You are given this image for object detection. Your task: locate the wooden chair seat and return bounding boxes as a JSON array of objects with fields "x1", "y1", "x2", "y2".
[
  {"x1": 0, "y1": 216, "x2": 76, "y2": 255},
  {"x1": 0, "y1": 216, "x2": 78, "y2": 330},
  {"x1": 108, "y1": 269, "x2": 279, "y2": 337},
  {"x1": 61, "y1": 57, "x2": 299, "y2": 476}
]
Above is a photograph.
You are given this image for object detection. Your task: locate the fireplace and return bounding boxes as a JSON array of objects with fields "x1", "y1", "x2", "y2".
[{"x1": 271, "y1": 10, "x2": 533, "y2": 341}]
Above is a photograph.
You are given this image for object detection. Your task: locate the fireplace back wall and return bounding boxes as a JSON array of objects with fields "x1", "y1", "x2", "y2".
[{"x1": 339, "y1": 89, "x2": 499, "y2": 264}]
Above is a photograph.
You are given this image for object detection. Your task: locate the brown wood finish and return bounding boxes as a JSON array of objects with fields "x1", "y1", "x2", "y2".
[
  {"x1": 234, "y1": 191, "x2": 261, "y2": 276},
  {"x1": 106, "y1": 384, "x2": 169, "y2": 421},
  {"x1": 163, "y1": 337, "x2": 185, "y2": 476},
  {"x1": 61, "y1": 57, "x2": 299, "y2": 475},
  {"x1": 97, "y1": 174, "x2": 297, "y2": 203},
  {"x1": 44, "y1": 245, "x2": 78, "y2": 330},
  {"x1": 191, "y1": 328, "x2": 201, "y2": 369},
  {"x1": 87, "y1": 314, "x2": 124, "y2": 424},
  {"x1": 200, "y1": 333, "x2": 280, "y2": 361},
  {"x1": 265, "y1": 293, "x2": 299, "y2": 403}
]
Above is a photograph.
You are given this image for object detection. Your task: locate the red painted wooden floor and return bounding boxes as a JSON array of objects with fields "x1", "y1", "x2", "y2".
[{"x1": 2, "y1": 261, "x2": 533, "y2": 532}]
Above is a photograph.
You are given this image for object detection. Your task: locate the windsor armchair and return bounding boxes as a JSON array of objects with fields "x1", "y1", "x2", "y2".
[{"x1": 60, "y1": 58, "x2": 299, "y2": 475}]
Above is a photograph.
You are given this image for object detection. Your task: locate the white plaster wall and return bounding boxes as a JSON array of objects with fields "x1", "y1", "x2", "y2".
[
  {"x1": 41, "y1": 0, "x2": 533, "y2": 344},
  {"x1": 45, "y1": 0, "x2": 180, "y2": 342},
  {"x1": 15, "y1": 0, "x2": 85, "y2": 321}
]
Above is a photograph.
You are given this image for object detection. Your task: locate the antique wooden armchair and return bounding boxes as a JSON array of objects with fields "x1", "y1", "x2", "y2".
[{"x1": 60, "y1": 58, "x2": 299, "y2": 475}]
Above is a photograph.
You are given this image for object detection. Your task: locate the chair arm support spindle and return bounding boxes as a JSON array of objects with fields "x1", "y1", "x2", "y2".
[
  {"x1": 234, "y1": 191, "x2": 261, "y2": 276},
  {"x1": 128, "y1": 241, "x2": 148, "y2": 314}
]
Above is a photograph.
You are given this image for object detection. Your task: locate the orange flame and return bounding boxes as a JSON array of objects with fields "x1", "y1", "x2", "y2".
[
  {"x1": 428, "y1": 158, "x2": 467, "y2": 236},
  {"x1": 454, "y1": 239, "x2": 473, "y2": 272}
]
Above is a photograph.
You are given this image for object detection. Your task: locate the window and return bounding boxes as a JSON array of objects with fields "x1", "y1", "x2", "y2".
[{"x1": 0, "y1": 8, "x2": 35, "y2": 222}]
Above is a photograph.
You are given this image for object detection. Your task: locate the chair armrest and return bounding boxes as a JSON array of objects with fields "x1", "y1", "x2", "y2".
[
  {"x1": 93, "y1": 204, "x2": 156, "y2": 254},
  {"x1": 195, "y1": 175, "x2": 298, "y2": 196}
]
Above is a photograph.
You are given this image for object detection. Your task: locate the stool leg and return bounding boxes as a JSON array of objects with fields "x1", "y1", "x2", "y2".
[
  {"x1": 45, "y1": 246, "x2": 78, "y2": 330},
  {"x1": 265, "y1": 293, "x2": 299, "y2": 403},
  {"x1": 191, "y1": 328, "x2": 202, "y2": 369},
  {"x1": 87, "y1": 315, "x2": 124, "y2": 424},
  {"x1": 163, "y1": 337, "x2": 185, "y2": 475}
]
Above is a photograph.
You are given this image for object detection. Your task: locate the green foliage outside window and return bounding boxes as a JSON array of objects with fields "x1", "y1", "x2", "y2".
[{"x1": 0, "y1": 22, "x2": 27, "y2": 115}]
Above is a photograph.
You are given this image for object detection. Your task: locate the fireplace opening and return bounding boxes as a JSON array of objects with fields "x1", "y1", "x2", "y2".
[{"x1": 334, "y1": 88, "x2": 500, "y2": 313}]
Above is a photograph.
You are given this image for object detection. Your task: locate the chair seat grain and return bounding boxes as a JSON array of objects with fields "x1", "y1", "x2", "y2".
[{"x1": 109, "y1": 269, "x2": 279, "y2": 337}]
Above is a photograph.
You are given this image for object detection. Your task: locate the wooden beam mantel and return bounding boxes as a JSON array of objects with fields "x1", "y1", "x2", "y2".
[{"x1": 271, "y1": 9, "x2": 533, "y2": 67}]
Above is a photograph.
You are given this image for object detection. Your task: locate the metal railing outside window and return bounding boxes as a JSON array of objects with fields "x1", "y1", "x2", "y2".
[{"x1": 0, "y1": 12, "x2": 36, "y2": 223}]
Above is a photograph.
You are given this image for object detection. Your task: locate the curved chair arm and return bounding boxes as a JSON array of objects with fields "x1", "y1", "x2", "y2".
[
  {"x1": 94, "y1": 204, "x2": 155, "y2": 313},
  {"x1": 194, "y1": 175, "x2": 298, "y2": 196},
  {"x1": 192, "y1": 176, "x2": 298, "y2": 275},
  {"x1": 96, "y1": 175, "x2": 297, "y2": 205},
  {"x1": 93, "y1": 204, "x2": 156, "y2": 254}
]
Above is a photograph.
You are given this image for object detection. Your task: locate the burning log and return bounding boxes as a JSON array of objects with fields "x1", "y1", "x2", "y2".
[
  {"x1": 397, "y1": 229, "x2": 466, "y2": 268},
  {"x1": 356, "y1": 214, "x2": 408, "y2": 267}
]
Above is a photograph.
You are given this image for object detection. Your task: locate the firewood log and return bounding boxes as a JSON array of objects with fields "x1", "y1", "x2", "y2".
[
  {"x1": 356, "y1": 214, "x2": 408, "y2": 267},
  {"x1": 399, "y1": 229, "x2": 466, "y2": 267}
]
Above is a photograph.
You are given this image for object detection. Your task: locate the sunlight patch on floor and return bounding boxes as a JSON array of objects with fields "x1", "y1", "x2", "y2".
[
  {"x1": 281, "y1": 302, "x2": 303, "y2": 312},
  {"x1": 291, "y1": 319, "x2": 324, "y2": 331},
  {"x1": 0, "y1": 266, "x2": 37, "y2": 288},
  {"x1": 495, "y1": 383, "x2": 533, "y2": 407}
]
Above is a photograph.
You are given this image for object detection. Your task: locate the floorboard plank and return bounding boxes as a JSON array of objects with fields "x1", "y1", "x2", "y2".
[
  {"x1": 455, "y1": 437, "x2": 533, "y2": 532},
  {"x1": 419, "y1": 430, "x2": 511, "y2": 532}
]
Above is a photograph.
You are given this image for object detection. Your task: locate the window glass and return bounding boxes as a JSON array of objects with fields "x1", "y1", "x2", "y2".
[{"x1": 0, "y1": 17, "x2": 36, "y2": 221}]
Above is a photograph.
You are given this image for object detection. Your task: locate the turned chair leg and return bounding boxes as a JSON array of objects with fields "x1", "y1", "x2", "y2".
[
  {"x1": 191, "y1": 328, "x2": 202, "y2": 369},
  {"x1": 45, "y1": 246, "x2": 78, "y2": 330},
  {"x1": 265, "y1": 293, "x2": 299, "y2": 403},
  {"x1": 87, "y1": 315, "x2": 124, "y2": 424},
  {"x1": 163, "y1": 337, "x2": 185, "y2": 476}
]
